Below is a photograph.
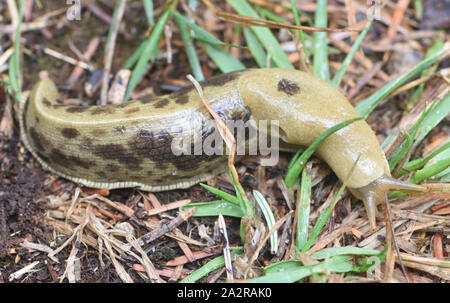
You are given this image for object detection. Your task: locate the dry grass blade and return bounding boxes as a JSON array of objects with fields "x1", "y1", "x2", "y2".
[
  {"x1": 126, "y1": 206, "x2": 198, "y2": 250},
  {"x1": 88, "y1": 211, "x2": 133, "y2": 283},
  {"x1": 202, "y1": 0, "x2": 359, "y2": 33},
  {"x1": 250, "y1": 210, "x2": 293, "y2": 263},
  {"x1": 218, "y1": 214, "x2": 234, "y2": 282}
]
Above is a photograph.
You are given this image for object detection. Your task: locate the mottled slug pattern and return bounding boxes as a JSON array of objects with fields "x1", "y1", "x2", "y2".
[{"x1": 20, "y1": 68, "x2": 424, "y2": 229}]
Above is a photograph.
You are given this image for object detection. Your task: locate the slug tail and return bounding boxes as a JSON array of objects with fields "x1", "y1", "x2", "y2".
[{"x1": 350, "y1": 175, "x2": 427, "y2": 231}]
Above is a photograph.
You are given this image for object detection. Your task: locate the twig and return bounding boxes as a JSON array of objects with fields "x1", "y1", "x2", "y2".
[
  {"x1": 100, "y1": 0, "x2": 126, "y2": 105},
  {"x1": 125, "y1": 207, "x2": 197, "y2": 250},
  {"x1": 250, "y1": 210, "x2": 293, "y2": 264}
]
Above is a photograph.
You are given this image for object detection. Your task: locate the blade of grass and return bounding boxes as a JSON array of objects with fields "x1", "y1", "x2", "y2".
[
  {"x1": 355, "y1": 45, "x2": 449, "y2": 118},
  {"x1": 389, "y1": 98, "x2": 438, "y2": 171},
  {"x1": 410, "y1": 158, "x2": 450, "y2": 184},
  {"x1": 200, "y1": 183, "x2": 240, "y2": 204},
  {"x1": 243, "y1": 27, "x2": 271, "y2": 68},
  {"x1": 285, "y1": 117, "x2": 362, "y2": 188},
  {"x1": 253, "y1": 190, "x2": 278, "y2": 254},
  {"x1": 200, "y1": 41, "x2": 245, "y2": 73},
  {"x1": 142, "y1": 0, "x2": 154, "y2": 25},
  {"x1": 123, "y1": 8, "x2": 172, "y2": 101},
  {"x1": 296, "y1": 167, "x2": 311, "y2": 252},
  {"x1": 9, "y1": 0, "x2": 24, "y2": 99},
  {"x1": 409, "y1": 36, "x2": 444, "y2": 105},
  {"x1": 180, "y1": 247, "x2": 243, "y2": 283},
  {"x1": 399, "y1": 142, "x2": 450, "y2": 175},
  {"x1": 289, "y1": 0, "x2": 308, "y2": 59},
  {"x1": 311, "y1": 247, "x2": 381, "y2": 259},
  {"x1": 227, "y1": 0, "x2": 294, "y2": 69},
  {"x1": 331, "y1": 21, "x2": 372, "y2": 88},
  {"x1": 180, "y1": 200, "x2": 244, "y2": 218},
  {"x1": 301, "y1": 183, "x2": 347, "y2": 253},
  {"x1": 248, "y1": 255, "x2": 353, "y2": 283},
  {"x1": 312, "y1": 0, "x2": 329, "y2": 81},
  {"x1": 173, "y1": 12, "x2": 204, "y2": 81},
  {"x1": 254, "y1": 5, "x2": 312, "y2": 41},
  {"x1": 415, "y1": 92, "x2": 450, "y2": 144},
  {"x1": 172, "y1": 11, "x2": 244, "y2": 49},
  {"x1": 301, "y1": 156, "x2": 361, "y2": 253}
]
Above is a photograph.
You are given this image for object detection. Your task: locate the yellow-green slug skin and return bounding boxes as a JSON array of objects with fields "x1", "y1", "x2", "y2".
[
  {"x1": 21, "y1": 68, "x2": 428, "y2": 229},
  {"x1": 20, "y1": 68, "x2": 391, "y2": 191}
]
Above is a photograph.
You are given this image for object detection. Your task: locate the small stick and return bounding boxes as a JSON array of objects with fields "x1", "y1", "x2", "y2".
[
  {"x1": 100, "y1": 0, "x2": 127, "y2": 105},
  {"x1": 218, "y1": 214, "x2": 234, "y2": 282},
  {"x1": 125, "y1": 207, "x2": 197, "y2": 249},
  {"x1": 250, "y1": 211, "x2": 293, "y2": 264},
  {"x1": 385, "y1": 194, "x2": 410, "y2": 283}
]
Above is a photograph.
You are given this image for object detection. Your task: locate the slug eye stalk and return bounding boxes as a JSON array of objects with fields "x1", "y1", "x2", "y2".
[{"x1": 350, "y1": 175, "x2": 427, "y2": 231}]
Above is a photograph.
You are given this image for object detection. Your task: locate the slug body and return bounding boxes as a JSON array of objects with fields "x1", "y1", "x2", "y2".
[{"x1": 20, "y1": 68, "x2": 424, "y2": 229}]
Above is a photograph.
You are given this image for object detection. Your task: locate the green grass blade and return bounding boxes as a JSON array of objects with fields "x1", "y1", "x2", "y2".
[
  {"x1": 410, "y1": 158, "x2": 450, "y2": 184},
  {"x1": 311, "y1": 247, "x2": 381, "y2": 259},
  {"x1": 296, "y1": 167, "x2": 311, "y2": 252},
  {"x1": 400, "y1": 142, "x2": 450, "y2": 175},
  {"x1": 180, "y1": 247, "x2": 243, "y2": 283},
  {"x1": 123, "y1": 8, "x2": 172, "y2": 101},
  {"x1": 285, "y1": 117, "x2": 362, "y2": 188},
  {"x1": 180, "y1": 200, "x2": 244, "y2": 218},
  {"x1": 200, "y1": 41, "x2": 245, "y2": 73},
  {"x1": 289, "y1": 0, "x2": 308, "y2": 59},
  {"x1": 200, "y1": 183, "x2": 240, "y2": 204},
  {"x1": 248, "y1": 255, "x2": 353, "y2": 283},
  {"x1": 301, "y1": 183, "x2": 346, "y2": 253},
  {"x1": 172, "y1": 11, "x2": 244, "y2": 49},
  {"x1": 142, "y1": 0, "x2": 154, "y2": 25},
  {"x1": 9, "y1": 0, "x2": 25, "y2": 98},
  {"x1": 227, "y1": 0, "x2": 294, "y2": 69},
  {"x1": 253, "y1": 190, "x2": 278, "y2": 254},
  {"x1": 409, "y1": 37, "x2": 444, "y2": 105},
  {"x1": 331, "y1": 21, "x2": 372, "y2": 88},
  {"x1": 243, "y1": 27, "x2": 270, "y2": 68},
  {"x1": 389, "y1": 98, "x2": 438, "y2": 171},
  {"x1": 312, "y1": 0, "x2": 329, "y2": 81},
  {"x1": 173, "y1": 12, "x2": 204, "y2": 81},
  {"x1": 415, "y1": 93, "x2": 450, "y2": 145},
  {"x1": 355, "y1": 46, "x2": 449, "y2": 118}
]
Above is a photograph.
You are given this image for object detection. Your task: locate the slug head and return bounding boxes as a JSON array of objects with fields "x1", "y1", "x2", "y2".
[{"x1": 350, "y1": 175, "x2": 426, "y2": 231}]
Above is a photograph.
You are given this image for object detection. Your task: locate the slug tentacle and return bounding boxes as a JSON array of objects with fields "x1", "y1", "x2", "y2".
[{"x1": 350, "y1": 175, "x2": 427, "y2": 230}]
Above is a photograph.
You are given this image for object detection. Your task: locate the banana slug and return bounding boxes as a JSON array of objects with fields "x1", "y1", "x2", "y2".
[{"x1": 20, "y1": 68, "x2": 424, "y2": 230}]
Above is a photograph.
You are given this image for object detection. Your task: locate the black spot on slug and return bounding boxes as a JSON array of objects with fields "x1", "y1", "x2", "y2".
[
  {"x1": 48, "y1": 148, "x2": 95, "y2": 170},
  {"x1": 106, "y1": 164, "x2": 120, "y2": 172},
  {"x1": 91, "y1": 129, "x2": 107, "y2": 136},
  {"x1": 95, "y1": 171, "x2": 107, "y2": 178},
  {"x1": 154, "y1": 98, "x2": 169, "y2": 108},
  {"x1": 156, "y1": 162, "x2": 168, "y2": 170},
  {"x1": 29, "y1": 127, "x2": 48, "y2": 151},
  {"x1": 91, "y1": 106, "x2": 116, "y2": 115},
  {"x1": 277, "y1": 79, "x2": 300, "y2": 96},
  {"x1": 66, "y1": 106, "x2": 89, "y2": 113},
  {"x1": 175, "y1": 95, "x2": 189, "y2": 105},
  {"x1": 93, "y1": 144, "x2": 143, "y2": 170},
  {"x1": 61, "y1": 127, "x2": 80, "y2": 139},
  {"x1": 125, "y1": 107, "x2": 140, "y2": 114},
  {"x1": 200, "y1": 70, "x2": 244, "y2": 87},
  {"x1": 42, "y1": 98, "x2": 52, "y2": 107}
]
